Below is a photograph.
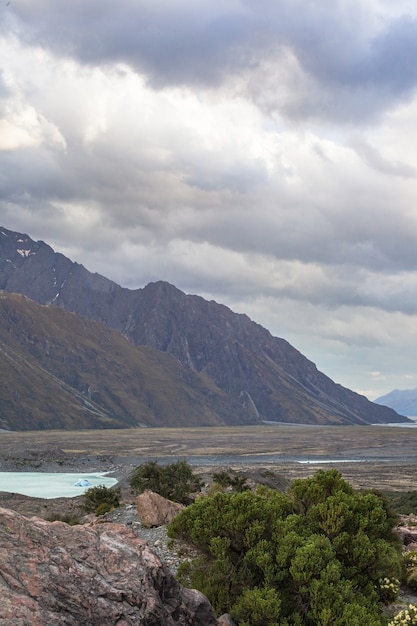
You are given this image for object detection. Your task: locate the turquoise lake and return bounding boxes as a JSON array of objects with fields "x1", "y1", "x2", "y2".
[{"x1": 0, "y1": 472, "x2": 118, "y2": 499}]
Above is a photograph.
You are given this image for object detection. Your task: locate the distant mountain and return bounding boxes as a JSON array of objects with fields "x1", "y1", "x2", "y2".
[
  {"x1": 0, "y1": 226, "x2": 408, "y2": 428},
  {"x1": 375, "y1": 388, "x2": 417, "y2": 418}
]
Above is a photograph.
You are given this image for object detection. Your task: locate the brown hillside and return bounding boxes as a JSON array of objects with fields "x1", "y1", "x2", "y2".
[{"x1": 0, "y1": 292, "x2": 250, "y2": 430}]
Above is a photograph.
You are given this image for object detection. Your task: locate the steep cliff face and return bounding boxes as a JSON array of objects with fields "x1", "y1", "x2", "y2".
[
  {"x1": 0, "y1": 507, "x2": 219, "y2": 626},
  {"x1": 0, "y1": 226, "x2": 407, "y2": 426}
]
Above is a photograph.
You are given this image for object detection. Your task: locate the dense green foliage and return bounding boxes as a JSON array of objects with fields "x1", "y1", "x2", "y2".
[
  {"x1": 383, "y1": 490, "x2": 417, "y2": 515},
  {"x1": 130, "y1": 460, "x2": 202, "y2": 504},
  {"x1": 83, "y1": 485, "x2": 121, "y2": 515},
  {"x1": 212, "y1": 470, "x2": 249, "y2": 492},
  {"x1": 168, "y1": 469, "x2": 402, "y2": 625}
]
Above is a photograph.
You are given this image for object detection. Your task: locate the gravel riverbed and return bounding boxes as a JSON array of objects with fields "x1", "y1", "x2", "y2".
[{"x1": 102, "y1": 503, "x2": 189, "y2": 575}]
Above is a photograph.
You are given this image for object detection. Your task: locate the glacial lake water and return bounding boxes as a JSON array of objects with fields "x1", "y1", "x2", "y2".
[{"x1": 0, "y1": 472, "x2": 117, "y2": 499}]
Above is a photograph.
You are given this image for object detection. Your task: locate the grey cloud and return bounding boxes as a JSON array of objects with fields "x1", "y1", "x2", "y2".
[
  {"x1": 172, "y1": 193, "x2": 417, "y2": 276},
  {"x1": 349, "y1": 136, "x2": 417, "y2": 178},
  {"x1": 0, "y1": 70, "x2": 10, "y2": 101},
  {"x1": 370, "y1": 17, "x2": 417, "y2": 94},
  {"x1": 15, "y1": 1, "x2": 253, "y2": 87},
  {"x1": 2, "y1": 133, "x2": 417, "y2": 282},
  {"x1": 184, "y1": 159, "x2": 268, "y2": 192},
  {"x1": 10, "y1": 1, "x2": 417, "y2": 122}
]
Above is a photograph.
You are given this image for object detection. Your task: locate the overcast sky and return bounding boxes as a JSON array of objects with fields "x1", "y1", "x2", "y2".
[{"x1": 1, "y1": 1, "x2": 417, "y2": 400}]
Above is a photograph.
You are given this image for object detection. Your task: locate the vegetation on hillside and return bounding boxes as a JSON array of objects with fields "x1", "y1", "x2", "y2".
[{"x1": 168, "y1": 469, "x2": 403, "y2": 625}]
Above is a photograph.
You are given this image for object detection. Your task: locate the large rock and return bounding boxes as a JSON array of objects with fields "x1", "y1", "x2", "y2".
[
  {"x1": 396, "y1": 515, "x2": 417, "y2": 546},
  {"x1": 136, "y1": 490, "x2": 185, "y2": 528},
  {"x1": 0, "y1": 507, "x2": 219, "y2": 625}
]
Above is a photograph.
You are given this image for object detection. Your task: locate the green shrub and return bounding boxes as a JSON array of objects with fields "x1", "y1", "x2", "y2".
[
  {"x1": 212, "y1": 470, "x2": 249, "y2": 492},
  {"x1": 83, "y1": 485, "x2": 120, "y2": 515},
  {"x1": 231, "y1": 587, "x2": 282, "y2": 626},
  {"x1": 168, "y1": 469, "x2": 402, "y2": 625},
  {"x1": 382, "y1": 490, "x2": 417, "y2": 515},
  {"x1": 130, "y1": 460, "x2": 202, "y2": 504},
  {"x1": 95, "y1": 502, "x2": 113, "y2": 516}
]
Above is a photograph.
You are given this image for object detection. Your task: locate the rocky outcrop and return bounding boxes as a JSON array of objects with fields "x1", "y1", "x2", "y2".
[
  {"x1": 136, "y1": 490, "x2": 185, "y2": 528},
  {"x1": 0, "y1": 507, "x2": 219, "y2": 625},
  {"x1": 396, "y1": 515, "x2": 417, "y2": 547}
]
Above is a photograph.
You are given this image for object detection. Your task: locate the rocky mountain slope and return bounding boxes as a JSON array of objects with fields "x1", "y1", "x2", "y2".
[
  {"x1": 0, "y1": 226, "x2": 407, "y2": 427},
  {"x1": 0, "y1": 292, "x2": 250, "y2": 430}
]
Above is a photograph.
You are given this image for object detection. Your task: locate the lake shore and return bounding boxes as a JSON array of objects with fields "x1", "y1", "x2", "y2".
[{"x1": 0, "y1": 424, "x2": 416, "y2": 518}]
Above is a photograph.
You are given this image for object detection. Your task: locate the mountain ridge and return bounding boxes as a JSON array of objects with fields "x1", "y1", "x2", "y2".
[
  {"x1": 0, "y1": 226, "x2": 408, "y2": 428},
  {"x1": 375, "y1": 388, "x2": 417, "y2": 418}
]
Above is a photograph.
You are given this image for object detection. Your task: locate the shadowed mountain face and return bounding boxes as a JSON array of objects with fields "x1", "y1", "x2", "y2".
[
  {"x1": 0, "y1": 226, "x2": 408, "y2": 428},
  {"x1": 0, "y1": 292, "x2": 251, "y2": 430}
]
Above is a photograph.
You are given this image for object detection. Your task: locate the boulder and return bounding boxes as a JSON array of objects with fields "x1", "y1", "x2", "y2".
[
  {"x1": 218, "y1": 615, "x2": 237, "y2": 625},
  {"x1": 136, "y1": 490, "x2": 185, "y2": 528},
  {"x1": 0, "y1": 506, "x2": 219, "y2": 625},
  {"x1": 395, "y1": 515, "x2": 417, "y2": 546}
]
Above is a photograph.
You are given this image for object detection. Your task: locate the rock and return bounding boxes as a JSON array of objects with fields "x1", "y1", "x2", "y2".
[
  {"x1": 395, "y1": 515, "x2": 417, "y2": 546},
  {"x1": 136, "y1": 490, "x2": 185, "y2": 528},
  {"x1": 218, "y1": 615, "x2": 237, "y2": 625},
  {"x1": 0, "y1": 506, "x2": 219, "y2": 626},
  {"x1": 397, "y1": 527, "x2": 417, "y2": 546}
]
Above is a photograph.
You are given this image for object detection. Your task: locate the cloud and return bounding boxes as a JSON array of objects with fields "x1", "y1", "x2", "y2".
[
  {"x1": 349, "y1": 135, "x2": 417, "y2": 178},
  {"x1": 7, "y1": 1, "x2": 417, "y2": 123},
  {"x1": 2, "y1": 1, "x2": 417, "y2": 399}
]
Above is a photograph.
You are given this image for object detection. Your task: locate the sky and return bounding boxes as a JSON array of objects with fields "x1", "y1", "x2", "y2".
[{"x1": 1, "y1": 1, "x2": 417, "y2": 401}]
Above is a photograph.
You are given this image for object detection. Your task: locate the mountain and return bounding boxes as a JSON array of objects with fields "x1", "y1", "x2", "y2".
[
  {"x1": 375, "y1": 388, "x2": 417, "y2": 418},
  {"x1": 0, "y1": 291, "x2": 251, "y2": 430},
  {"x1": 0, "y1": 226, "x2": 408, "y2": 428}
]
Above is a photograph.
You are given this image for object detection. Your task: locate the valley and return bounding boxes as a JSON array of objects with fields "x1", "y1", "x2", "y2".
[{"x1": 1, "y1": 424, "x2": 416, "y2": 491}]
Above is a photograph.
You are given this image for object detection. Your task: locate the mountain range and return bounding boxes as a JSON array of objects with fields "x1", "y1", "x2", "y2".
[
  {"x1": 375, "y1": 388, "x2": 417, "y2": 418},
  {"x1": 0, "y1": 226, "x2": 407, "y2": 430}
]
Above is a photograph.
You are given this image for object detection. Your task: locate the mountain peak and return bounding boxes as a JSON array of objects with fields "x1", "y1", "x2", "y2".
[{"x1": 0, "y1": 225, "x2": 409, "y2": 428}]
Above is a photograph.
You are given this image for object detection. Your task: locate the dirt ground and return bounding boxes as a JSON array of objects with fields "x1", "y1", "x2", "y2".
[{"x1": 0, "y1": 424, "x2": 416, "y2": 518}]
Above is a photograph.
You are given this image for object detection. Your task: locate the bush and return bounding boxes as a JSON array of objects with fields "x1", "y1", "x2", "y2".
[
  {"x1": 212, "y1": 470, "x2": 249, "y2": 492},
  {"x1": 83, "y1": 485, "x2": 120, "y2": 515},
  {"x1": 168, "y1": 469, "x2": 402, "y2": 625},
  {"x1": 46, "y1": 512, "x2": 80, "y2": 525},
  {"x1": 383, "y1": 490, "x2": 417, "y2": 515},
  {"x1": 377, "y1": 577, "x2": 400, "y2": 603},
  {"x1": 404, "y1": 551, "x2": 417, "y2": 590},
  {"x1": 130, "y1": 460, "x2": 202, "y2": 504}
]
